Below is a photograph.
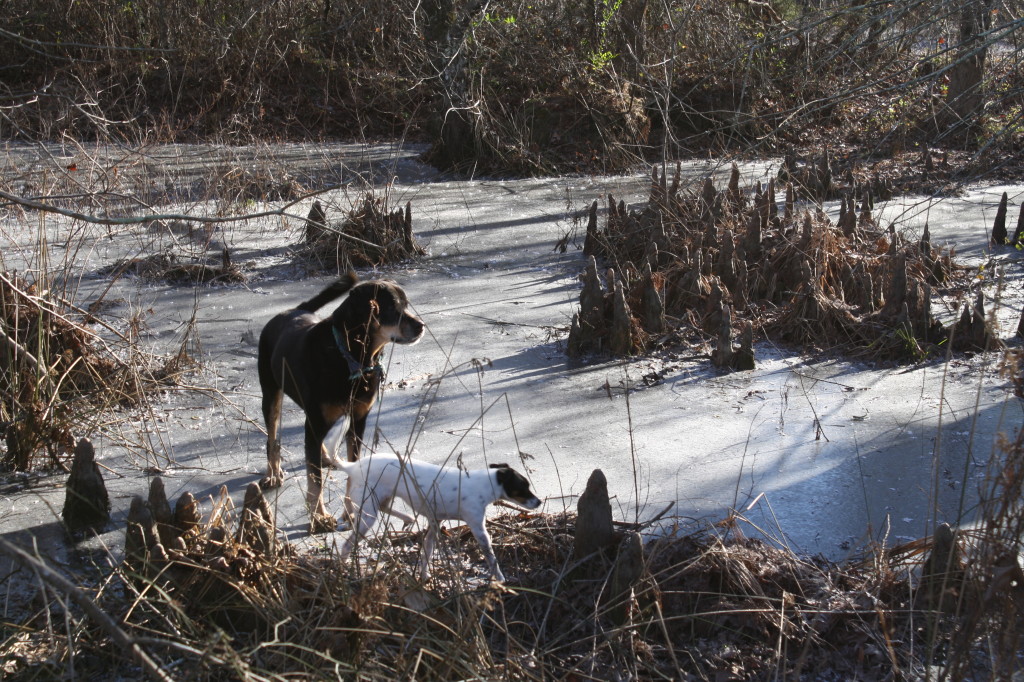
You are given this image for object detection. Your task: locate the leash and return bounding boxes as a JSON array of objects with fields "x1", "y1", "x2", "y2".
[{"x1": 332, "y1": 326, "x2": 384, "y2": 382}]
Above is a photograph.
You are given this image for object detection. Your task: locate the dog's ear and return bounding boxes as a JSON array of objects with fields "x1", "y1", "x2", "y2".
[
  {"x1": 332, "y1": 281, "x2": 379, "y2": 329},
  {"x1": 493, "y1": 466, "x2": 535, "y2": 502},
  {"x1": 489, "y1": 463, "x2": 510, "y2": 470}
]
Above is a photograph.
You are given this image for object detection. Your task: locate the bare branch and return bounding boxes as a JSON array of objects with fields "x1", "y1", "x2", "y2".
[{"x1": 0, "y1": 187, "x2": 388, "y2": 252}]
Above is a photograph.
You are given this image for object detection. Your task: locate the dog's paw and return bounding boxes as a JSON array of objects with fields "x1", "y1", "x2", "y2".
[
  {"x1": 259, "y1": 473, "x2": 283, "y2": 489},
  {"x1": 310, "y1": 513, "x2": 338, "y2": 534}
]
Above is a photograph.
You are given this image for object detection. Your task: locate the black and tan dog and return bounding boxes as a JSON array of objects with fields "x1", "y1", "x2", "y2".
[{"x1": 257, "y1": 273, "x2": 424, "y2": 532}]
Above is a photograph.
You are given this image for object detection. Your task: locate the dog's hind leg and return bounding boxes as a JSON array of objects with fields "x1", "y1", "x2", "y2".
[
  {"x1": 419, "y1": 522, "x2": 440, "y2": 582},
  {"x1": 259, "y1": 388, "x2": 285, "y2": 489},
  {"x1": 257, "y1": 342, "x2": 285, "y2": 489},
  {"x1": 338, "y1": 499, "x2": 379, "y2": 561}
]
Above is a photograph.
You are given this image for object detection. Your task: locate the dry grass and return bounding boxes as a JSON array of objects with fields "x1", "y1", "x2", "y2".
[{"x1": 0, "y1": 271, "x2": 198, "y2": 472}]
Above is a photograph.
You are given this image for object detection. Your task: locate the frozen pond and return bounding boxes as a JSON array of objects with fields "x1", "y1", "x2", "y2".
[{"x1": 0, "y1": 142, "x2": 1021, "y2": 580}]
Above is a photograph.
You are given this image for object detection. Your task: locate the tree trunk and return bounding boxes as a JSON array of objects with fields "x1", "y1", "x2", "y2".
[
  {"x1": 941, "y1": 0, "x2": 994, "y2": 136},
  {"x1": 421, "y1": 0, "x2": 487, "y2": 172}
]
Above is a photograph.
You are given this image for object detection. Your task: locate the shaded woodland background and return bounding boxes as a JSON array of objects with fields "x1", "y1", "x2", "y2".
[{"x1": 2, "y1": 0, "x2": 1022, "y2": 177}]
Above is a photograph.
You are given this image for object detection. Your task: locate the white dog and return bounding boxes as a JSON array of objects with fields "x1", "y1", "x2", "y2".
[{"x1": 336, "y1": 453, "x2": 541, "y2": 582}]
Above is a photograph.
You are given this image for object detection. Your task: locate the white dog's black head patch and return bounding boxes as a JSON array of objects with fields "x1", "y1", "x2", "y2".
[{"x1": 491, "y1": 464, "x2": 541, "y2": 509}]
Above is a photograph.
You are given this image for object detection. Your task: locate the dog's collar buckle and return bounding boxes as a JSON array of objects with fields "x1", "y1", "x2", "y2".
[
  {"x1": 332, "y1": 326, "x2": 384, "y2": 382},
  {"x1": 351, "y1": 363, "x2": 384, "y2": 382}
]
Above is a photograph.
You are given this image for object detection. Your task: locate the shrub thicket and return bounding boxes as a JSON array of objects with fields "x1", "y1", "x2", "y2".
[{"x1": 2, "y1": 0, "x2": 1021, "y2": 174}]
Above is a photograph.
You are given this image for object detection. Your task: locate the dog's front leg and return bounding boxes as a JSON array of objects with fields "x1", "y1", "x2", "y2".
[
  {"x1": 305, "y1": 466, "x2": 337, "y2": 534},
  {"x1": 305, "y1": 420, "x2": 337, "y2": 534},
  {"x1": 381, "y1": 503, "x2": 417, "y2": 529},
  {"x1": 346, "y1": 413, "x2": 368, "y2": 462},
  {"x1": 261, "y1": 436, "x2": 283, "y2": 488},
  {"x1": 468, "y1": 518, "x2": 506, "y2": 583}
]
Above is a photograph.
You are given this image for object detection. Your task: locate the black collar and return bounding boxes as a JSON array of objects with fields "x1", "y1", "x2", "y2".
[{"x1": 331, "y1": 326, "x2": 384, "y2": 382}]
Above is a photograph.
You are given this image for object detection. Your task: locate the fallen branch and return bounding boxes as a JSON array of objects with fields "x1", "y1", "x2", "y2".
[
  {"x1": 612, "y1": 500, "x2": 676, "y2": 531},
  {"x1": 0, "y1": 187, "x2": 387, "y2": 253}
]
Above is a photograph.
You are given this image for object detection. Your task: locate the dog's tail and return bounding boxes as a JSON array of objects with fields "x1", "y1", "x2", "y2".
[
  {"x1": 333, "y1": 460, "x2": 357, "y2": 475},
  {"x1": 297, "y1": 272, "x2": 358, "y2": 313}
]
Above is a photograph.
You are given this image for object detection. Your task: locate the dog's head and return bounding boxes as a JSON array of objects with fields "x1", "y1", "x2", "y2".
[
  {"x1": 333, "y1": 279, "x2": 424, "y2": 352},
  {"x1": 491, "y1": 464, "x2": 542, "y2": 510}
]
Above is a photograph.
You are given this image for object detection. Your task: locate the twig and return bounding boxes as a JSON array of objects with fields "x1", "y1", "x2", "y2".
[
  {"x1": 786, "y1": 369, "x2": 861, "y2": 391},
  {"x1": 0, "y1": 537, "x2": 174, "y2": 682},
  {"x1": 463, "y1": 312, "x2": 560, "y2": 331},
  {"x1": 0, "y1": 324, "x2": 40, "y2": 369},
  {"x1": 0, "y1": 26, "x2": 176, "y2": 54},
  {"x1": 611, "y1": 500, "x2": 676, "y2": 532}
]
